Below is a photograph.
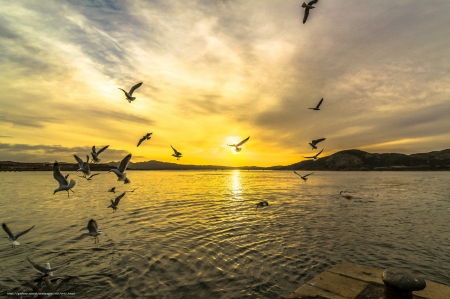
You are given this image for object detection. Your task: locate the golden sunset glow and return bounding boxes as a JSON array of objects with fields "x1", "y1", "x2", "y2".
[{"x1": 1, "y1": 1, "x2": 449, "y2": 166}]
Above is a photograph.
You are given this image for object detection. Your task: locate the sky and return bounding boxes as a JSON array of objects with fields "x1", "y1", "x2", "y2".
[{"x1": 1, "y1": 0, "x2": 449, "y2": 167}]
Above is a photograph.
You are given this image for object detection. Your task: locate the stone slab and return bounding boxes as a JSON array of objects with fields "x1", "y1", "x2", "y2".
[
  {"x1": 326, "y1": 262, "x2": 384, "y2": 285},
  {"x1": 415, "y1": 280, "x2": 450, "y2": 299}
]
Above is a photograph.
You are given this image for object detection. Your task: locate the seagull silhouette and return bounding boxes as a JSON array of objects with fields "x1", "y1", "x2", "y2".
[
  {"x1": 107, "y1": 192, "x2": 125, "y2": 213},
  {"x1": 2, "y1": 223, "x2": 35, "y2": 248},
  {"x1": 302, "y1": 0, "x2": 319, "y2": 24},
  {"x1": 27, "y1": 257, "x2": 60, "y2": 276},
  {"x1": 80, "y1": 219, "x2": 105, "y2": 244},
  {"x1": 53, "y1": 161, "x2": 76, "y2": 197},
  {"x1": 137, "y1": 133, "x2": 152, "y2": 147},
  {"x1": 118, "y1": 82, "x2": 143, "y2": 103},
  {"x1": 294, "y1": 171, "x2": 315, "y2": 181},
  {"x1": 308, "y1": 98, "x2": 323, "y2": 110},
  {"x1": 255, "y1": 201, "x2": 269, "y2": 211},
  {"x1": 309, "y1": 138, "x2": 326, "y2": 150},
  {"x1": 171, "y1": 145, "x2": 182, "y2": 160},
  {"x1": 108, "y1": 187, "x2": 116, "y2": 193},
  {"x1": 91, "y1": 145, "x2": 109, "y2": 163},
  {"x1": 74, "y1": 155, "x2": 91, "y2": 178},
  {"x1": 109, "y1": 153, "x2": 132, "y2": 184},
  {"x1": 228, "y1": 136, "x2": 250, "y2": 152},
  {"x1": 302, "y1": 148, "x2": 323, "y2": 161}
]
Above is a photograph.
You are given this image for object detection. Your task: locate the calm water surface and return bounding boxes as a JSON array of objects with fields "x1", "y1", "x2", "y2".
[{"x1": 0, "y1": 171, "x2": 449, "y2": 298}]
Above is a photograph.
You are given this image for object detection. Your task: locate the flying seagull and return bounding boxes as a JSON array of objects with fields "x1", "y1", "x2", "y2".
[
  {"x1": 302, "y1": 0, "x2": 319, "y2": 24},
  {"x1": 171, "y1": 145, "x2": 182, "y2": 160},
  {"x1": 80, "y1": 219, "x2": 105, "y2": 244},
  {"x1": 84, "y1": 173, "x2": 100, "y2": 182},
  {"x1": 53, "y1": 161, "x2": 76, "y2": 197},
  {"x1": 109, "y1": 153, "x2": 132, "y2": 184},
  {"x1": 27, "y1": 257, "x2": 60, "y2": 276},
  {"x1": 108, "y1": 187, "x2": 116, "y2": 193},
  {"x1": 137, "y1": 133, "x2": 152, "y2": 147},
  {"x1": 118, "y1": 82, "x2": 143, "y2": 103},
  {"x1": 308, "y1": 98, "x2": 323, "y2": 110},
  {"x1": 91, "y1": 145, "x2": 109, "y2": 163},
  {"x1": 309, "y1": 138, "x2": 326, "y2": 150},
  {"x1": 228, "y1": 136, "x2": 250, "y2": 153},
  {"x1": 294, "y1": 171, "x2": 315, "y2": 181},
  {"x1": 108, "y1": 192, "x2": 125, "y2": 213},
  {"x1": 2, "y1": 223, "x2": 35, "y2": 248},
  {"x1": 74, "y1": 155, "x2": 91, "y2": 178},
  {"x1": 255, "y1": 201, "x2": 269, "y2": 211},
  {"x1": 302, "y1": 148, "x2": 323, "y2": 161}
]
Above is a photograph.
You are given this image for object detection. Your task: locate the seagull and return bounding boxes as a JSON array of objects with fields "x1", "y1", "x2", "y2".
[
  {"x1": 91, "y1": 145, "x2": 109, "y2": 163},
  {"x1": 107, "y1": 192, "x2": 125, "y2": 213},
  {"x1": 302, "y1": 0, "x2": 319, "y2": 24},
  {"x1": 255, "y1": 201, "x2": 269, "y2": 211},
  {"x1": 2, "y1": 223, "x2": 35, "y2": 248},
  {"x1": 137, "y1": 133, "x2": 152, "y2": 147},
  {"x1": 84, "y1": 173, "x2": 100, "y2": 182},
  {"x1": 118, "y1": 82, "x2": 143, "y2": 103},
  {"x1": 227, "y1": 136, "x2": 250, "y2": 153},
  {"x1": 302, "y1": 148, "x2": 323, "y2": 161},
  {"x1": 80, "y1": 219, "x2": 105, "y2": 244},
  {"x1": 294, "y1": 171, "x2": 315, "y2": 181},
  {"x1": 108, "y1": 187, "x2": 116, "y2": 193},
  {"x1": 340, "y1": 191, "x2": 353, "y2": 200},
  {"x1": 171, "y1": 145, "x2": 182, "y2": 160},
  {"x1": 308, "y1": 98, "x2": 323, "y2": 110},
  {"x1": 53, "y1": 161, "x2": 76, "y2": 197},
  {"x1": 74, "y1": 154, "x2": 91, "y2": 178},
  {"x1": 125, "y1": 188, "x2": 138, "y2": 193},
  {"x1": 109, "y1": 153, "x2": 132, "y2": 184},
  {"x1": 309, "y1": 138, "x2": 326, "y2": 150},
  {"x1": 27, "y1": 257, "x2": 60, "y2": 276}
]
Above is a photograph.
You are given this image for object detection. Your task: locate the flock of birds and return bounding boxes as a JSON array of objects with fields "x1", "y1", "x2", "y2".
[{"x1": 2, "y1": 2, "x2": 358, "y2": 294}]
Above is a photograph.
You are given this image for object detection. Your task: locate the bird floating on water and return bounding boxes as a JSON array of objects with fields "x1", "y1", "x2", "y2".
[
  {"x1": 108, "y1": 192, "x2": 125, "y2": 213},
  {"x1": 73, "y1": 155, "x2": 91, "y2": 178},
  {"x1": 294, "y1": 171, "x2": 315, "y2": 181},
  {"x1": 302, "y1": 0, "x2": 319, "y2": 24},
  {"x1": 255, "y1": 201, "x2": 269, "y2": 211},
  {"x1": 228, "y1": 136, "x2": 250, "y2": 153},
  {"x1": 302, "y1": 148, "x2": 323, "y2": 161},
  {"x1": 118, "y1": 82, "x2": 143, "y2": 103},
  {"x1": 27, "y1": 257, "x2": 60, "y2": 276},
  {"x1": 90, "y1": 145, "x2": 109, "y2": 163},
  {"x1": 2, "y1": 223, "x2": 35, "y2": 248},
  {"x1": 309, "y1": 138, "x2": 326, "y2": 150},
  {"x1": 109, "y1": 153, "x2": 132, "y2": 184},
  {"x1": 137, "y1": 133, "x2": 152, "y2": 147},
  {"x1": 308, "y1": 98, "x2": 323, "y2": 110},
  {"x1": 80, "y1": 219, "x2": 105, "y2": 244},
  {"x1": 53, "y1": 161, "x2": 76, "y2": 197},
  {"x1": 171, "y1": 145, "x2": 182, "y2": 160}
]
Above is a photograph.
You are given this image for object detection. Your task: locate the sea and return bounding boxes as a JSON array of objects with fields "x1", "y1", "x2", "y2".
[{"x1": 0, "y1": 170, "x2": 449, "y2": 298}]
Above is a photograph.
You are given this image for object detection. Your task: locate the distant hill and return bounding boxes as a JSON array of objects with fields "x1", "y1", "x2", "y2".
[
  {"x1": 107, "y1": 160, "x2": 267, "y2": 170},
  {"x1": 273, "y1": 149, "x2": 450, "y2": 171}
]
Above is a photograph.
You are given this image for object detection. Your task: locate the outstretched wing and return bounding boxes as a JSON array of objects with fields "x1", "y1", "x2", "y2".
[
  {"x1": 92, "y1": 146, "x2": 96, "y2": 154},
  {"x1": 97, "y1": 145, "x2": 109, "y2": 155},
  {"x1": 87, "y1": 219, "x2": 98, "y2": 233},
  {"x1": 316, "y1": 98, "x2": 324, "y2": 109},
  {"x1": 129, "y1": 82, "x2": 143, "y2": 96},
  {"x1": 15, "y1": 225, "x2": 35, "y2": 240},
  {"x1": 2, "y1": 223, "x2": 15, "y2": 239},
  {"x1": 118, "y1": 88, "x2": 128, "y2": 95},
  {"x1": 308, "y1": 0, "x2": 319, "y2": 5},
  {"x1": 312, "y1": 138, "x2": 326, "y2": 145},
  {"x1": 114, "y1": 192, "x2": 126, "y2": 205},
  {"x1": 302, "y1": 155, "x2": 314, "y2": 159},
  {"x1": 315, "y1": 148, "x2": 324, "y2": 157},
  {"x1": 88, "y1": 173, "x2": 100, "y2": 179},
  {"x1": 303, "y1": 7, "x2": 310, "y2": 24},
  {"x1": 27, "y1": 257, "x2": 48, "y2": 274},
  {"x1": 304, "y1": 172, "x2": 315, "y2": 178},
  {"x1": 53, "y1": 162, "x2": 68, "y2": 186},
  {"x1": 237, "y1": 136, "x2": 250, "y2": 147},
  {"x1": 171, "y1": 145, "x2": 178, "y2": 154},
  {"x1": 118, "y1": 154, "x2": 132, "y2": 173},
  {"x1": 137, "y1": 137, "x2": 145, "y2": 147},
  {"x1": 293, "y1": 171, "x2": 302, "y2": 177},
  {"x1": 73, "y1": 155, "x2": 84, "y2": 167}
]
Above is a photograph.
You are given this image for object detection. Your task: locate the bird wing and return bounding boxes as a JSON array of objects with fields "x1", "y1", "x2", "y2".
[
  {"x1": 118, "y1": 88, "x2": 128, "y2": 95},
  {"x1": 65, "y1": 174, "x2": 69, "y2": 179},
  {"x1": 73, "y1": 155, "x2": 83, "y2": 168},
  {"x1": 302, "y1": 155, "x2": 314, "y2": 158},
  {"x1": 27, "y1": 257, "x2": 48, "y2": 274},
  {"x1": 15, "y1": 225, "x2": 35, "y2": 239},
  {"x1": 87, "y1": 219, "x2": 98, "y2": 233},
  {"x1": 118, "y1": 154, "x2": 132, "y2": 173},
  {"x1": 308, "y1": 0, "x2": 319, "y2": 5},
  {"x1": 171, "y1": 145, "x2": 178, "y2": 154},
  {"x1": 146, "y1": 133, "x2": 153, "y2": 138},
  {"x1": 97, "y1": 145, "x2": 109, "y2": 155},
  {"x1": 53, "y1": 162, "x2": 69, "y2": 186},
  {"x1": 2, "y1": 223, "x2": 15, "y2": 239},
  {"x1": 89, "y1": 173, "x2": 100, "y2": 179},
  {"x1": 304, "y1": 172, "x2": 315, "y2": 177},
  {"x1": 237, "y1": 136, "x2": 250, "y2": 147},
  {"x1": 129, "y1": 82, "x2": 143, "y2": 95},
  {"x1": 315, "y1": 148, "x2": 324, "y2": 157},
  {"x1": 303, "y1": 7, "x2": 310, "y2": 24},
  {"x1": 293, "y1": 171, "x2": 302, "y2": 177},
  {"x1": 114, "y1": 192, "x2": 126, "y2": 205},
  {"x1": 312, "y1": 138, "x2": 326, "y2": 145},
  {"x1": 92, "y1": 146, "x2": 97, "y2": 154},
  {"x1": 111, "y1": 187, "x2": 116, "y2": 192},
  {"x1": 316, "y1": 98, "x2": 324, "y2": 109},
  {"x1": 137, "y1": 137, "x2": 144, "y2": 147}
]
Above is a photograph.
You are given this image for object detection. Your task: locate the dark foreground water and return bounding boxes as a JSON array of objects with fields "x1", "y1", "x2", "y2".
[{"x1": 0, "y1": 171, "x2": 449, "y2": 298}]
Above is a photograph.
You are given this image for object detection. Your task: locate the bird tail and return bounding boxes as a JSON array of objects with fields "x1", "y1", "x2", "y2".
[
  {"x1": 69, "y1": 179, "x2": 76, "y2": 188},
  {"x1": 124, "y1": 178, "x2": 131, "y2": 184}
]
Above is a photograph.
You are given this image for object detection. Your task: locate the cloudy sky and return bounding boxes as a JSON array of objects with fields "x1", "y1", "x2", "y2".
[{"x1": 1, "y1": 0, "x2": 449, "y2": 166}]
